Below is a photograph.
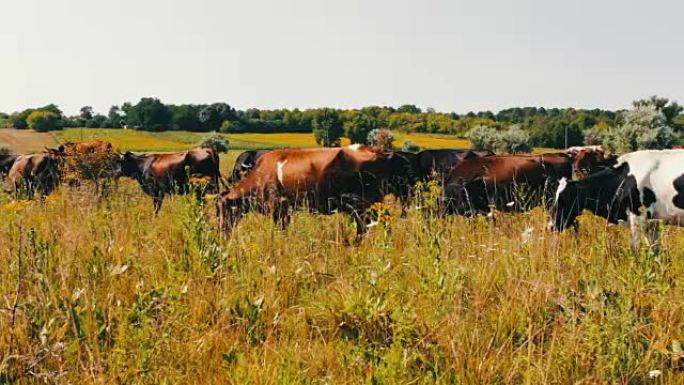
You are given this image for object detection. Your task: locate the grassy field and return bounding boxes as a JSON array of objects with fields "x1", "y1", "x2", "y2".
[
  {"x1": 53, "y1": 128, "x2": 471, "y2": 152},
  {"x1": 2, "y1": 179, "x2": 684, "y2": 383}
]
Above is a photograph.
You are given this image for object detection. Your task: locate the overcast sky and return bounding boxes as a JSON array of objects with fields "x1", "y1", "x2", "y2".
[{"x1": 1, "y1": 0, "x2": 682, "y2": 115}]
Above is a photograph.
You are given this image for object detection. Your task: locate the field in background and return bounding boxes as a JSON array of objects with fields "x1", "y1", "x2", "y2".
[
  {"x1": 0, "y1": 129, "x2": 59, "y2": 153},
  {"x1": 2, "y1": 182, "x2": 684, "y2": 383},
  {"x1": 53, "y1": 128, "x2": 471, "y2": 152}
]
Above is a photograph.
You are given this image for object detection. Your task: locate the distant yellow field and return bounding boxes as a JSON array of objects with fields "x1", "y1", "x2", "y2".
[{"x1": 53, "y1": 128, "x2": 473, "y2": 152}]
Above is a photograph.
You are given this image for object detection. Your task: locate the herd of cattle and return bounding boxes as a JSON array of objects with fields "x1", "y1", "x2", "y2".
[{"x1": 2, "y1": 141, "x2": 684, "y2": 250}]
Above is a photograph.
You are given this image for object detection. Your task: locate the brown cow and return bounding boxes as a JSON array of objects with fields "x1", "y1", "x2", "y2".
[
  {"x1": 443, "y1": 153, "x2": 573, "y2": 215},
  {"x1": 58, "y1": 140, "x2": 114, "y2": 155},
  {"x1": 7, "y1": 153, "x2": 61, "y2": 199},
  {"x1": 217, "y1": 145, "x2": 407, "y2": 241},
  {"x1": 565, "y1": 146, "x2": 617, "y2": 180},
  {"x1": 120, "y1": 148, "x2": 221, "y2": 212}
]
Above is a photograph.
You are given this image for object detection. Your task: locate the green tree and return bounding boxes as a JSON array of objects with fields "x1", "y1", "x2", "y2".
[
  {"x1": 199, "y1": 103, "x2": 237, "y2": 131},
  {"x1": 601, "y1": 104, "x2": 677, "y2": 152},
  {"x1": 170, "y1": 104, "x2": 203, "y2": 131},
  {"x1": 9, "y1": 109, "x2": 34, "y2": 129},
  {"x1": 126, "y1": 97, "x2": 171, "y2": 131},
  {"x1": 345, "y1": 113, "x2": 378, "y2": 144},
  {"x1": 312, "y1": 108, "x2": 343, "y2": 147},
  {"x1": 397, "y1": 104, "x2": 422, "y2": 114},
  {"x1": 107, "y1": 105, "x2": 124, "y2": 128},
  {"x1": 80, "y1": 106, "x2": 94, "y2": 120},
  {"x1": 27, "y1": 110, "x2": 61, "y2": 132}
]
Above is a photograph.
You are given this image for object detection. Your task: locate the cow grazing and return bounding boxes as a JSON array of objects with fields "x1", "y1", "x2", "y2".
[
  {"x1": 443, "y1": 153, "x2": 573, "y2": 215},
  {"x1": 217, "y1": 145, "x2": 408, "y2": 241},
  {"x1": 565, "y1": 146, "x2": 617, "y2": 180},
  {"x1": 229, "y1": 149, "x2": 273, "y2": 183},
  {"x1": 120, "y1": 148, "x2": 221, "y2": 212},
  {"x1": 549, "y1": 150, "x2": 684, "y2": 253},
  {"x1": 186, "y1": 147, "x2": 222, "y2": 191},
  {"x1": 7, "y1": 153, "x2": 60, "y2": 199},
  {"x1": 414, "y1": 149, "x2": 494, "y2": 181},
  {"x1": 57, "y1": 140, "x2": 114, "y2": 155},
  {"x1": 0, "y1": 154, "x2": 18, "y2": 178}
]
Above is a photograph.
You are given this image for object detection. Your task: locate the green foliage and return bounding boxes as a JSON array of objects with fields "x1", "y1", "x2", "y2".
[
  {"x1": 126, "y1": 97, "x2": 172, "y2": 131},
  {"x1": 197, "y1": 134, "x2": 229, "y2": 153},
  {"x1": 467, "y1": 125, "x2": 532, "y2": 153},
  {"x1": 86, "y1": 114, "x2": 107, "y2": 128},
  {"x1": 344, "y1": 112, "x2": 378, "y2": 144},
  {"x1": 598, "y1": 105, "x2": 677, "y2": 152},
  {"x1": 312, "y1": 108, "x2": 343, "y2": 147},
  {"x1": 199, "y1": 103, "x2": 236, "y2": 132},
  {"x1": 27, "y1": 110, "x2": 62, "y2": 132},
  {"x1": 367, "y1": 128, "x2": 395, "y2": 150},
  {"x1": 169, "y1": 104, "x2": 203, "y2": 131},
  {"x1": 0, "y1": 143, "x2": 10, "y2": 155},
  {"x1": 401, "y1": 139, "x2": 421, "y2": 153}
]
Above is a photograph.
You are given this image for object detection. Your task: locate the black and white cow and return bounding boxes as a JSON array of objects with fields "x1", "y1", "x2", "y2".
[{"x1": 549, "y1": 150, "x2": 684, "y2": 253}]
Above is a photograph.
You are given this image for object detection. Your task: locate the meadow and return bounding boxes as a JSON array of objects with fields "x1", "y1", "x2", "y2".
[
  {"x1": 2, "y1": 177, "x2": 684, "y2": 383},
  {"x1": 53, "y1": 128, "x2": 472, "y2": 153}
]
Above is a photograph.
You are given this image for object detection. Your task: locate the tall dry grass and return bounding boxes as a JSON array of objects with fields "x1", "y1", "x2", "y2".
[{"x1": 1, "y1": 180, "x2": 684, "y2": 384}]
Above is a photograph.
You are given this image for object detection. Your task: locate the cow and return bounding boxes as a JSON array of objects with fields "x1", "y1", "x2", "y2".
[
  {"x1": 186, "y1": 147, "x2": 222, "y2": 191},
  {"x1": 443, "y1": 153, "x2": 573, "y2": 216},
  {"x1": 217, "y1": 145, "x2": 410, "y2": 242},
  {"x1": 414, "y1": 149, "x2": 494, "y2": 182},
  {"x1": 549, "y1": 150, "x2": 684, "y2": 254},
  {"x1": 565, "y1": 146, "x2": 617, "y2": 180},
  {"x1": 57, "y1": 140, "x2": 114, "y2": 156},
  {"x1": 0, "y1": 154, "x2": 18, "y2": 178},
  {"x1": 7, "y1": 153, "x2": 61, "y2": 199},
  {"x1": 119, "y1": 148, "x2": 221, "y2": 212},
  {"x1": 229, "y1": 149, "x2": 273, "y2": 183}
]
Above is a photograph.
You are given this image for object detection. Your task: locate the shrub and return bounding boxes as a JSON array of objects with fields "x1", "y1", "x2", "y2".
[
  {"x1": 401, "y1": 139, "x2": 421, "y2": 153},
  {"x1": 590, "y1": 105, "x2": 677, "y2": 152},
  {"x1": 0, "y1": 144, "x2": 10, "y2": 155},
  {"x1": 312, "y1": 108, "x2": 343, "y2": 147},
  {"x1": 497, "y1": 126, "x2": 532, "y2": 154},
  {"x1": 367, "y1": 128, "x2": 395, "y2": 150},
  {"x1": 467, "y1": 125, "x2": 532, "y2": 154},
  {"x1": 198, "y1": 134, "x2": 229, "y2": 153},
  {"x1": 27, "y1": 110, "x2": 61, "y2": 132},
  {"x1": 466, "y1": 125, "x2": 499, "y2": 152}
]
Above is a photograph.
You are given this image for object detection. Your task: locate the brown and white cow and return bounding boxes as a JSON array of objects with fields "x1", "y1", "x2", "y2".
[
  {"x1": 565, "y1": 145, "x2": 617, "y2": 180},
  {"x1": 217, "y1": 145, "x2": 409, "y2": 241},
  {"x1": 443, "y1": 153, "x2": 573, "y2": 215},
  {"x1": 7, "y1": 153, "x2": 61, "y2": 199}
]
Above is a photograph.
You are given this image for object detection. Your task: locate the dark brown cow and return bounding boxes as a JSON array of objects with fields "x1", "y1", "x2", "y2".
[
  {"x1": 217, "y1": 145, "x2": 407, "y2": 241},
  {"x1": 0, "y1": 154, "x2": 18, "y2": 178},
  {"x1": 443, "y1": 153, "x2": 573, "y2": 215},
  {"x1": 7, "y1": 153, "x2": 61, "y2": 199},
  {"x1": 120, "y1": 148, "x2": 221, "y2": 212},
  {"x1": 414, "y1": 149, "x2": 494, "y2": 181}
]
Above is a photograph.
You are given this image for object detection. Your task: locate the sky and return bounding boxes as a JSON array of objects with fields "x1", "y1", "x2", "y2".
[{"x1": 1, "y1": 0, "x2": 682, "y2": 115}]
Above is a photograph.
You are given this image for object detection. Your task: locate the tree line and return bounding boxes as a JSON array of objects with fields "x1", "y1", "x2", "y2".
[{"x1": 1, "y1": 96, "x2": 682, "y2": 148}]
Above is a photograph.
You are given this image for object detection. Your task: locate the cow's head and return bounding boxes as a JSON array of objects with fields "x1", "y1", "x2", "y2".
[
  {"x1": 571, "y1": 148, "x2": 617, "y2": 180},
  {"x1": 119, "y1": 151, "x2": 144, "y2": 179},
  {"x1": 548, "y1": 177, "x2": 581, "y2": 231}
]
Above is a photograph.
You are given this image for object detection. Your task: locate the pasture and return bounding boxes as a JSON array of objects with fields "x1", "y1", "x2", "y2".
[{"x1": 2, "y1": 177, "x2": 684, "y2": 383}]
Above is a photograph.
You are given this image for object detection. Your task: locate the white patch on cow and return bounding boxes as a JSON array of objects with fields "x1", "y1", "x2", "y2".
[
  {"x1": 555, "y1": 177, "x2": 568, "y2": 203},
  {"x1": 347, "y1": 143, "x2": 362, "y2": 151},
  {"x1": 276, "y1": 160, "x2": 288, "y2": 184}
]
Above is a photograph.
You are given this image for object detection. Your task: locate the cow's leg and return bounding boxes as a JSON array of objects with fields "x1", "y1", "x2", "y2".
[
  {"x1": 628, "y1": 212, "x2": 643, "y2": 253},
  {"x1": 352, "y1": 210, "x2": 369, "y2": 245},
  {"x1": 153, "y1": 193, "x2": 164, "y2": 214},
  {"x1": 272, "y1": 197, "x2": 291, "y2": 230},
  {"x1": 645, "y1": 220, "x2": 661, "y2": 256}
]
